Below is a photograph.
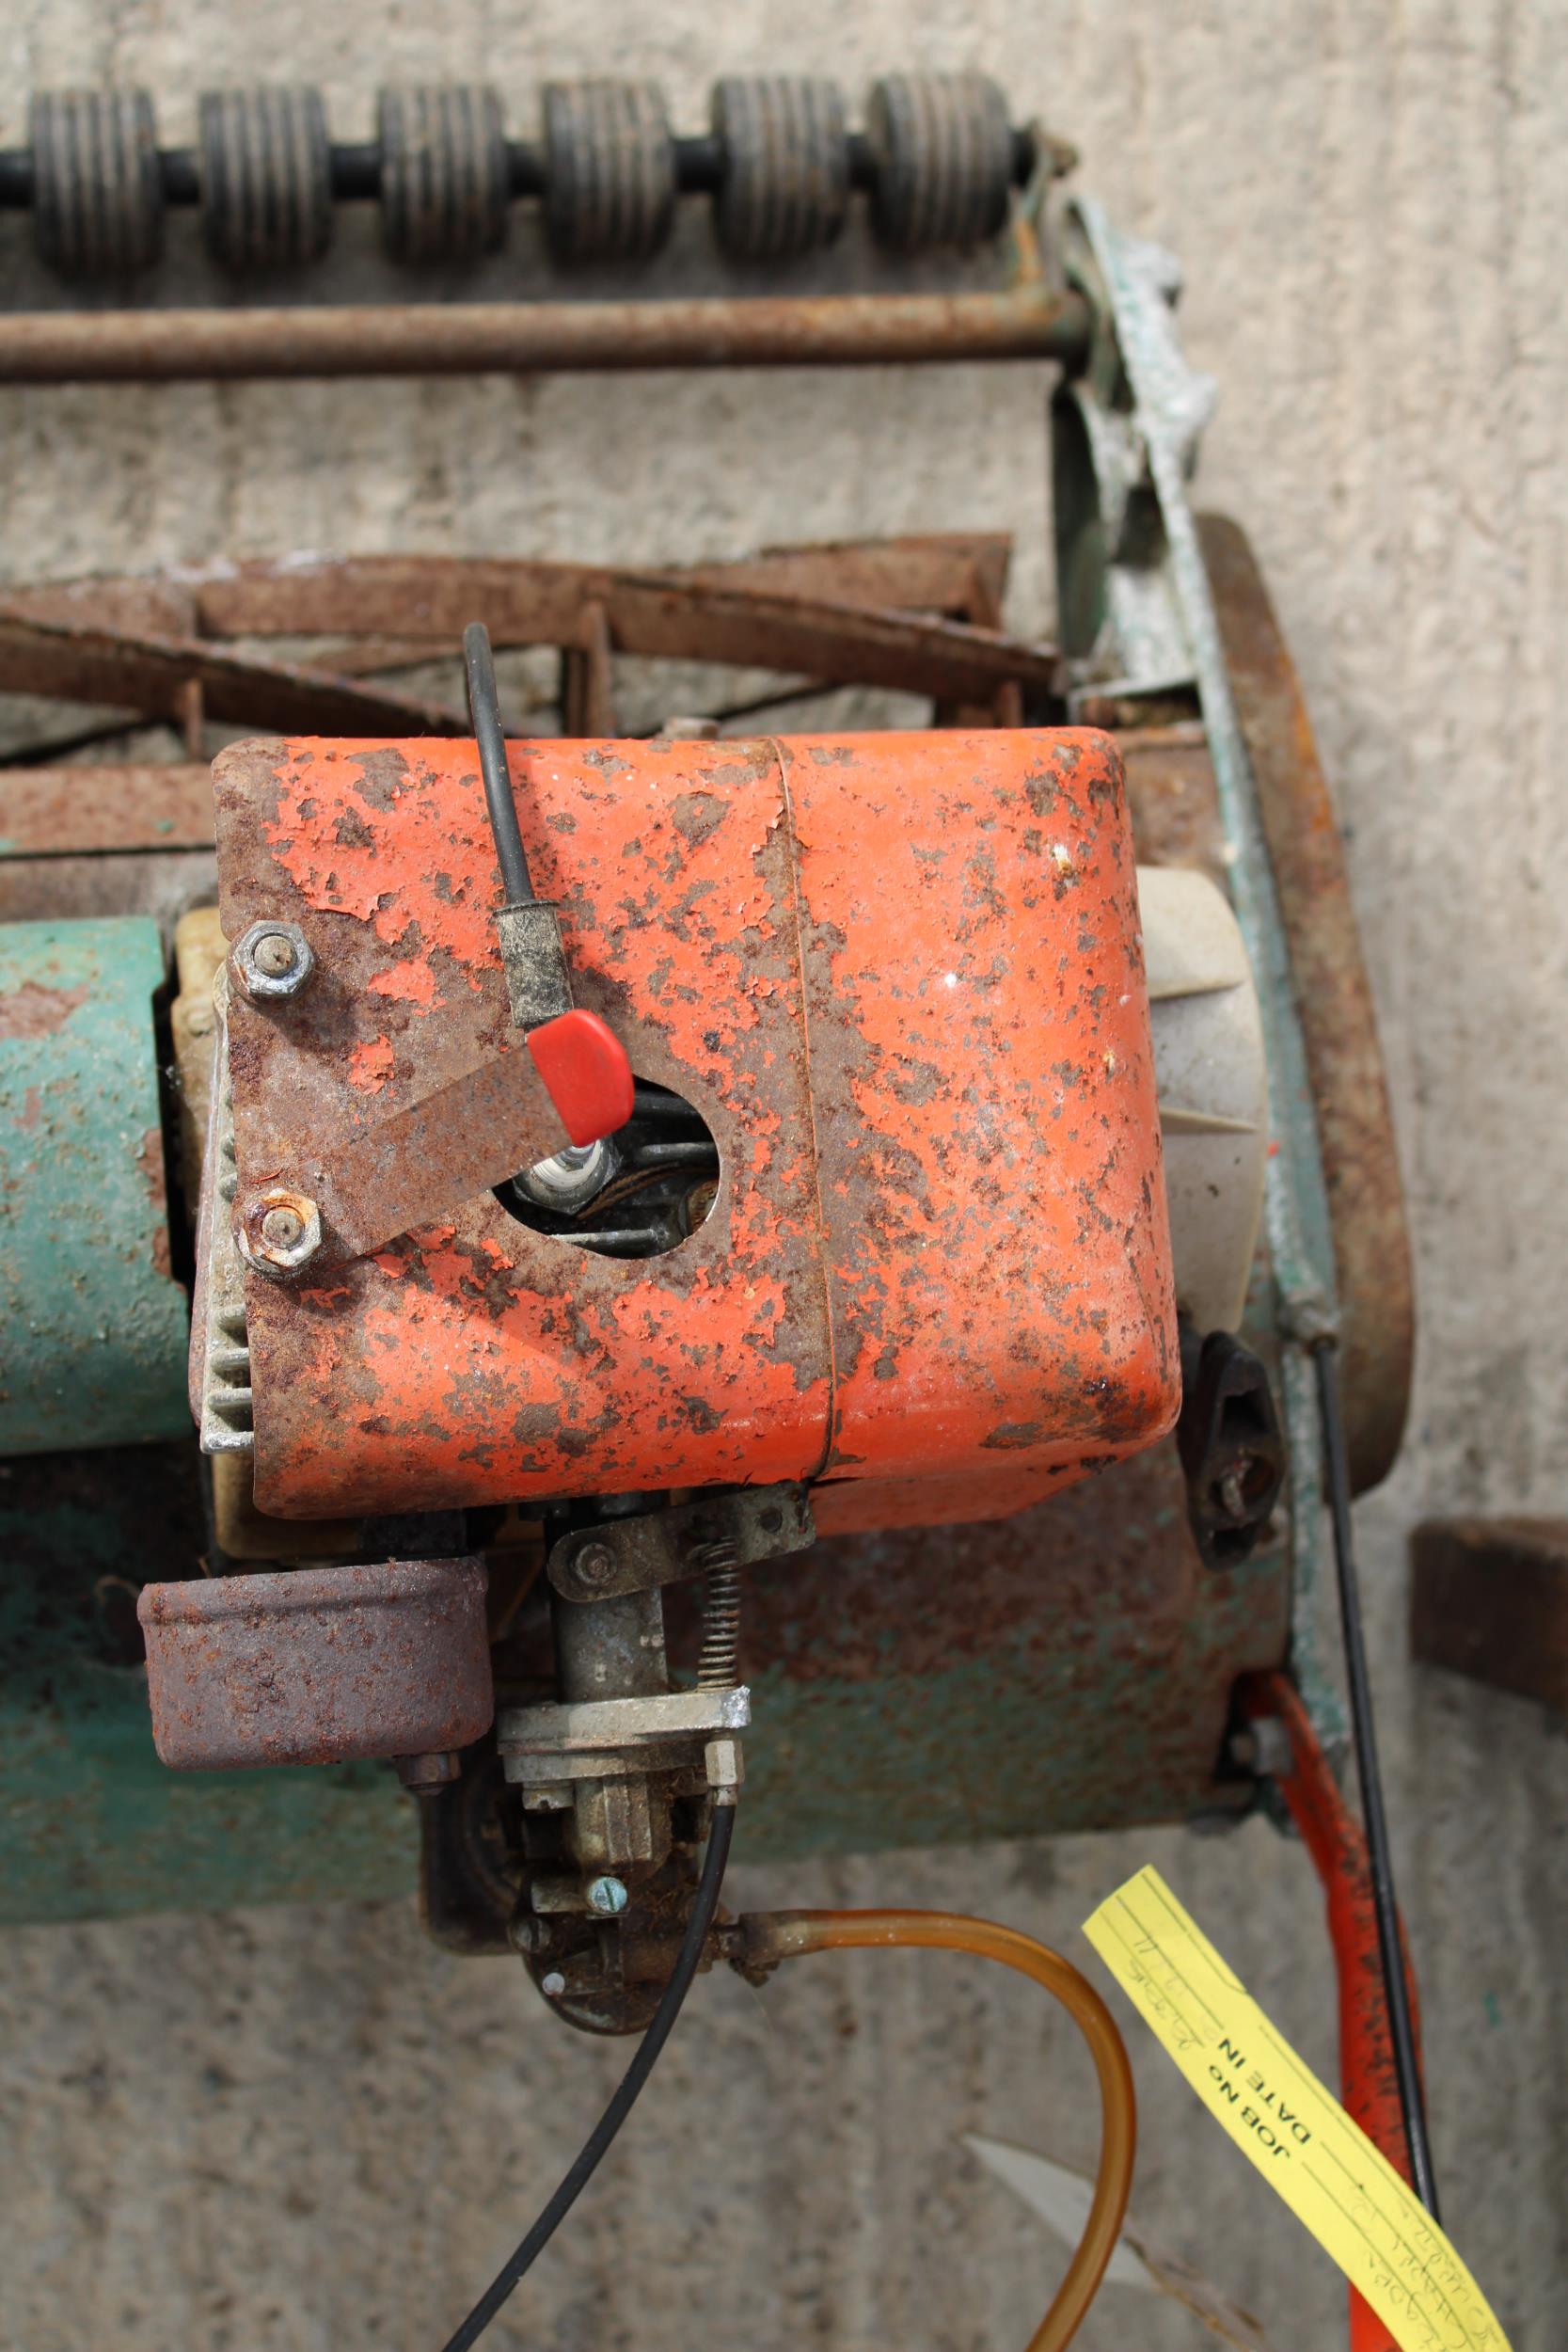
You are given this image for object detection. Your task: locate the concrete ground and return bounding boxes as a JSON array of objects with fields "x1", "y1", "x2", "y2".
[{"x1": 2, "y1": 4, "x2": 1565, "y2": 2348}]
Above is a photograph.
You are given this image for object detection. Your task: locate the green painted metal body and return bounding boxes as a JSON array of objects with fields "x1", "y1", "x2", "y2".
[
  {"x1": 0, "y1": 1436, "x2": 1281, "y2": 1926},
  {"x1": 0, "y1": 918, "x2": 189, "y2": 1455},
  {"x1": 0, "y1": 1444, "x2": 417, "y2": 1925}
]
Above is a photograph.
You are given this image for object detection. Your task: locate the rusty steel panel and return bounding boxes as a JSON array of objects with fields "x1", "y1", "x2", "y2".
[
  {"x1": 0, "y1": 764, "x2": 215, "y2": 857},
  {"x1": 138, "y1": 1557, "x2": 493, "y2": 1770},
  {"x1": 0, "y1": 848, "x2": 217, "y2": 930},
  {"x1": 214, "y1": 729, "x2": 1177, "y2": 1527},
  {"x1": 0, "y1": 286, "x2": 1092, "y2": 385},
  {"x1": 1199, "y1": 515, "x2": 1414, "y2": 1493}
]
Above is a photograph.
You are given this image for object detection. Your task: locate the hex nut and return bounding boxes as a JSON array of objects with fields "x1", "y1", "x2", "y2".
[
  {"x1": 231, "y1": 918, "x2": 315, "y2": 1003},
  {"x1": 237, "y1": 1185, "x2": 323, "y2": 1280},
  {"x1": 1229, "y1": 1715, "x2": 1293, "y2": 1781},
  {"x1": 395, "y1": 1751, "x2": 461, "y2": 1794},
  {"x1": 705, "y1": 1735, "x2": 745, "y2": 1794}
]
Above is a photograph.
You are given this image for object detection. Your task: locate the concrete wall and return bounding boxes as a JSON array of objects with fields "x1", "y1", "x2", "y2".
[{"x1": 1, "y1": 5, "x2": 1564, "y2": 2348}]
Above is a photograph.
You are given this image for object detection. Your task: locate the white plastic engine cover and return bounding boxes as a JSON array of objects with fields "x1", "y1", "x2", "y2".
[{"x1": 1136, "y1": 865, "x2": 1269, "y2": 1335}]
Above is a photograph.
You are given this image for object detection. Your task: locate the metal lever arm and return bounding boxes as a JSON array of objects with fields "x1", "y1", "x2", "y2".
[{"x1": 325, "y1": 1007, "x2": 632, "y2": 1257}]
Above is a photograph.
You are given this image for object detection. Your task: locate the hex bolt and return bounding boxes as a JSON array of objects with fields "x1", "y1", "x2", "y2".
[
  {"x1": 231, "y1": 918, "x2": 316, "y2": 1004},
  {"x1": 237, "y1": 1185, "x2": 323, "y2": 1280},
  {"x1": 586, "y1": 1874, "x2": 629, "y2": 1916},
  {"x1": 1229, "y1": 1715, "x2": 1292, "y2": 1780}
]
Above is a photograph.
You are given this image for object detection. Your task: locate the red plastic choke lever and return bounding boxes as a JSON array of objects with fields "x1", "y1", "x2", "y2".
[{"x1": 526, "y1": 1009, "x2": 636, "y2": 1148}]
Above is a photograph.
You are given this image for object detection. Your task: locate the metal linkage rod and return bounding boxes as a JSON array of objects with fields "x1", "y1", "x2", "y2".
[
  {"x1": 0, "y1": 287, "x2": 1091, "y2": 385},
  {"x1": 1315, "y1": 1338, "x2": 1440, "y2": 2218}
]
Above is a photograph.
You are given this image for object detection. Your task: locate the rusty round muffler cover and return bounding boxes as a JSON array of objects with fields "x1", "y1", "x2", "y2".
[{"x1": 136, "y1": 1558, "x2": 492, "y2": 1771}]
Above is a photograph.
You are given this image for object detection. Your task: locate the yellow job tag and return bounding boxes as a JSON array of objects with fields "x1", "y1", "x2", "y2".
[{"x1": 1083, "y1": 1866, "x2": 1512, "y2": 2352}]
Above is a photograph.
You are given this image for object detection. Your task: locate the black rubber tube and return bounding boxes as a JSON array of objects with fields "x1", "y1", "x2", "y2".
[
  {"x1": 462, "y1": 620, "x2": 531, "y2": 906},
  {"x1": 438, "y1": 1802, "x2": 737, "y2": 2352},
  {"x1": 1316, "y1": 1340, "x2": 1440, "y2": 2217}
]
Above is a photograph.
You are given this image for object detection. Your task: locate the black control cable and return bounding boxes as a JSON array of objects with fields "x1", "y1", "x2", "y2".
[
  {"x1": 463, "y1": 620, "x2": 532, "y2": 907},
  {"x1": 438, "y1": 1801, "x2": 737, "y2": 2352},
  {"x1": 1314, "y1": 1337, "x2": 1440, "y2": 2217}
]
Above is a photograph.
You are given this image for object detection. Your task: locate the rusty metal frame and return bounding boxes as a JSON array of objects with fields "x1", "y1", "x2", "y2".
[
  {"x1": 0, "y1": 285, "x2": 1090, "y2": 385},
  {"x1": 0, "y1": 537, "x2": 1055, "y2": 794},
  {"x1": 0, "y1": 171, "x2": 1090, "y2": 387}
]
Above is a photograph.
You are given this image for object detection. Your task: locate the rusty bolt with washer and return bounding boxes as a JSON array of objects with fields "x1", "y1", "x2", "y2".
[
  {"x1": 231, "y1": 918, "x2": 315, "y2": 1003},
  {"x1": 238, "y1": 1185, "x2": 323, "y2": 1280}
]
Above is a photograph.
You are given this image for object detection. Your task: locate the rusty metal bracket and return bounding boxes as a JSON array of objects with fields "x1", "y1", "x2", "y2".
[
  {"x1": 1057, "y1": 193, "x2": 1349, "y2": 1756},
  {"x1": 548, "y1": 1485, "x2": 816, "y2": 1603}
]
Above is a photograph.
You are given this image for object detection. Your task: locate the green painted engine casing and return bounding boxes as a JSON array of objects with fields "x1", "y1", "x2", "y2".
[
  {"x1": 0, "y1": 1432, "x2": 1285, "y2": 1927},
  {"x1": 0, "y1": 918, "x2": 190, "y2": 1456}
]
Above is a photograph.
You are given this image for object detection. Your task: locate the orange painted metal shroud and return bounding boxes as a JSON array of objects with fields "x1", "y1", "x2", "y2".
[{"x1": 213, "y1": 728, "x2": 1178, "y2": 1526}]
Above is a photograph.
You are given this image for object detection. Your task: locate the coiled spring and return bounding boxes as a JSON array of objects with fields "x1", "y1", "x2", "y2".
[{"x1": 694, "y1": 1539, "x2": 742, "y2": 1691}]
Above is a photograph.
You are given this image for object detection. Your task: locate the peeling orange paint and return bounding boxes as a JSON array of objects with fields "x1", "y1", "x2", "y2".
[
  {"x1": 368, "y1": 956, "x2": 438, "y2": 1009},
  {"x1": 347, "y1": 1037, "x2": 395, "y2": 1092}
]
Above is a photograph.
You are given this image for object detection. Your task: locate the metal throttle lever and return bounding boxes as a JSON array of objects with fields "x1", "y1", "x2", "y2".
[
  {"x1": 323, "y1": 1006, "x2": 633, "y2": 1260},
  {"x1": 465, "y1": 620, "x2": 576, "y2": 1030}
]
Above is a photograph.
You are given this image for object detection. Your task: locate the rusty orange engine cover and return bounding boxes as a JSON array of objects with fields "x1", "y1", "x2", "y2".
[{"x1": 212, "y1": 729, "x2": 1178, "y2": 1531}]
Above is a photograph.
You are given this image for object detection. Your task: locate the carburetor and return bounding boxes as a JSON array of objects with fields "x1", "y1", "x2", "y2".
[{"x1": 139, "y1": 707, "x2": 1208, "y2": 2027}]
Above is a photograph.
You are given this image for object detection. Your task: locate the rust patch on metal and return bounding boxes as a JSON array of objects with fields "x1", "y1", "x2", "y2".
[
  {"x1": 139, "y1": 1126, "x2": 172, "y2": 1279},
  {"x1": 0, "y1": 766, "x2": 215, "y2": 859},
  {"x1": 1199, "y1": 514, "x2": 1414, "y2": 1493},
  {"x1": 0, "y1": 979, "x2": 88, "y2": 1038}
]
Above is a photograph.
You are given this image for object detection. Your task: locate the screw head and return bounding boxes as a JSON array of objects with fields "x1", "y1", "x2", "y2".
[
  {"x1": 567, "y1": 1538, "x2": 617, "y2": 1593},
  {"x1": 238, "y1": 1185, "x2": 323, "y2": 1280},
  {"x1": 541, "y1": 1971, "x2": 567, "y2": 1998},
  {"x1": 232, "y1": 919, "x2": 315, "y2": 1003},
  {"x1": 586, "y1": 1874, "x2": 629, "y2": 1917}
]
